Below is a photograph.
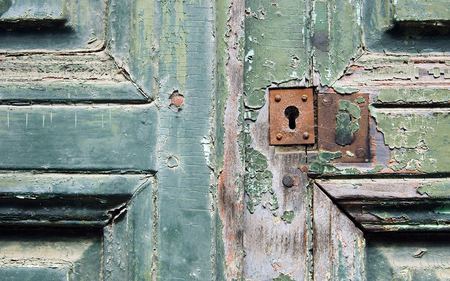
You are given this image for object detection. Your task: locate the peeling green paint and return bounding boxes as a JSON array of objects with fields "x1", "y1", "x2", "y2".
[
  {"x1": 377, "y1": 88, "x2": 450, "y2": 105},
  {"x1": 367, "y1": 164, "x2": 385, "y2": 174},
  {"x1": 374, "y1": 110, "x2": 450, "y2": 173},
  {"x1": 309, "y1": 151, "x2": 342, "y2": 174},
  {"x1": 313, "y1": 0, "x2": 362, "y2": 85},
  {"x1": 273, "y1": 273, "x2": 295, "y2": 281},
  {"x1": 244, "y1": 0, "x2": 311, "y2": 109},
  {"x1": 333, "y1": 86, "x2": 359, "y2": 95},
  {"x1": 417, "y1": 181, "x2": 450, "y2": 198},
  {"x1": 244, "y1": 148, "x2": 275, "y2": 213},
  {"x1": 335, "y1": 100, "x2": 361, "y2": 146},
  {"x1": 281, "y1": 210, "x2": 295, "y2": 224},
  {"x1": 355, "y1": 96, "x2": 366, "y2": 104}
]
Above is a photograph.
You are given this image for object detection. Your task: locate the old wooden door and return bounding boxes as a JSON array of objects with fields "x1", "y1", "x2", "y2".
[
  {"x1": 0, "y1": 0, "x2": 217, "y2": 280},
  {"x1": 239, "y1": 0, "x2": 450, "y2": 280}
]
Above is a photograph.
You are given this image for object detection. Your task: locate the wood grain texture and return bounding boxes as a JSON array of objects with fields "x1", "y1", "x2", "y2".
[
  {"x1": 0, "y1": 53, "x2": 148, "y2": 103},
  {"x1": 215, "y1": 0, "x2": 246, "y2": 279},
  {"x1": 154, "y1": 0, "x2": 217, "y2": 280},
  {"x1": 313, "y1": 184, "x2": 365, "y2": 281},
  {"x1": 244, "y1": 101, "x2": 311, "y2": 280},
  {"x1": 0, "y1": 0, "x2": 105, "y2": 52},
  {"x1": 317, "y1": 178, "x2": 450, "y2": 232}
]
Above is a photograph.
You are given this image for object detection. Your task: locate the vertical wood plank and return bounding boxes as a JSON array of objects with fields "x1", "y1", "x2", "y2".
[{"x1": 313, "y1": 185, "x2": 366, "y2": 281}]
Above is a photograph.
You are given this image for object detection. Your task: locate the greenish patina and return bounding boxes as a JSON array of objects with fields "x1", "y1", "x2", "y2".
[
  {"x1": 244, "y1": 148, "x2": 276, "y2": 214},
  {"x1": 0, "y1": 0, "x2": 11, "y2": 15},
  {"x1": 363, "y1": 0, "x2": 450, "y2": 52},
  {"x1": 273, "y1": 273, "x2": 295, "y2": 281},
  {"x1": 335, "y1": 100, "x2": 361, "y2": 146},
  {"x1": 309, "y1": 151, "x2": 343, "y2": 174},
  {"x1": 281, "y1": 211, "x2": 295, "y2": 224},
  {"x1": 377, "y1": 88, "x2": 450, "y2": 104},
  {"x1": 244, "y1": 0, "x2": 311, "y2": 109},
  {"x1": 313, "y1": 0, "x2": 362, "y2": 85},
  {"x1": 374, "y1": 109, "x2": 450, "y2": 173},
  {"x1": 417, "y1": 181, "x2": 450, "y2": 198}
]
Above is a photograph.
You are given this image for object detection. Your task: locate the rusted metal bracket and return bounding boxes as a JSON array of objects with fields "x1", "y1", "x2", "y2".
[
  {"x1": 269, "y1": 88, "x2": 315, "y2": 145},
  {"x1": 318, "y1": 92, "x2": 370, "y2": 163}
]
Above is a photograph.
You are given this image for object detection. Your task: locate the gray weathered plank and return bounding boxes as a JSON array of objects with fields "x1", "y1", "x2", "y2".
[
  {"x1": 318, "y1": 178, "x2": 450, "y2": 232},
  {"x1": 313, "y1": 184, "x2": 365, "y2": 281},
  {"x1": 0, "y1": 53, "x2": 147, "y2": 103}
]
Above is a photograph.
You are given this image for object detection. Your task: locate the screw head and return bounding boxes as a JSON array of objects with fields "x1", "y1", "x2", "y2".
[
  {"x1": 301, "y1": 94, "x2": 308, "y2": 102},
  {"x1": 302, "y1": 132, "x2": 310, "y2": 139},
  {"x1": 282, "y1": 175, "x2": 295, "y2": 188},
  {"x1": 275, "y1": 95, "x2": 282, "y2": 102},
  {"x1": 276, "y1": 133, "x2": 283, "y2": 140}
]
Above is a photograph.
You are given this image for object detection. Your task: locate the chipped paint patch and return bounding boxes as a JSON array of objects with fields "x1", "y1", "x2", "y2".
[
  {"x1": 373, "y1": 110, "x2": 450, "y2": 173},
  {"x1": 281, "y1": 210, "x2": 295, "y2": 224},
  {"x1": 273, "y1": 273, "x2": 295, "y2": 281},
  {"x1": 335, "y1": 100, "x2": 361, "y2": 146},
  {"x1": 417, "y1": 181, "x2": 450, "y2": 198},
  {"x1": 244, "y1": 148, "x2": 277, "y2": 213},
  {"x1": 309, "y1": 151, "x2": 342, "y2": 174}
]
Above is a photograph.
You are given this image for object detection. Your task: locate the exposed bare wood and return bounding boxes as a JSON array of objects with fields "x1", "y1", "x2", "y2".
[{"x1": 313, "y1": 184, "x2": 366, "y2": 281}]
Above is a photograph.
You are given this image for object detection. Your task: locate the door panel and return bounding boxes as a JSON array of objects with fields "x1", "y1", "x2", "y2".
[
  {"x1": 0, "y1": 0, "x2": 218, "y2": 280},
  {"x1": 0, "y1": 0, "x2": 156, "y2": 280},
  {"x1": 0, "y1": 0, "x2": 105, "y2": 51},
  {"x1": 242, "y1": 0, "x2": 450, "y2": 280}
]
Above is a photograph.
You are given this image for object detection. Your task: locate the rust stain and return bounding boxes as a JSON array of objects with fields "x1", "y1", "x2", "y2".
[
  {"x1": 269, "y1": 88, "x2": 315, "y2": 145},
  {"x1": 317, "y1": 91, "x2": 370, "y2": 163}
]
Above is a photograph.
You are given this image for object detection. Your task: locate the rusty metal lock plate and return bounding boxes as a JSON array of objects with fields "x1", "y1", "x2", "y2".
[
  {"x1": 318, "y1": 92, "x2": 370, "y2": 163},
  {"x1": 269, "y1": 88, "x2": 315, "y2": 145}
]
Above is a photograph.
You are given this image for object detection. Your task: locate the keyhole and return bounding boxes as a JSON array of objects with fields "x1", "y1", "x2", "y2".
[{"x1": 284, "y1": 106, "x2": 299, "y2": 129}]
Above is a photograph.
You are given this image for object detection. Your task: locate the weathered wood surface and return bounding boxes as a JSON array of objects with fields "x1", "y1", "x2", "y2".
[
  {"x1": 366, "y1": 233, "x2": 450, "y2": 280},
  {"x1": 313, "y1": 184, "x2": 365, "y2": 281},
  {"x1": 0, "y1": 0, "x2": 221, "y2": 280},
  {"x1": 0, "y1": 0, "x2": 105, "y2": 52},
  {"x1": 242, "y1": 0, "x2": 450, "y2": 280},
  {"x1": 0, "y1": 173, "x2": 149, "y2": 226},
  {"x1": 215, "y1": 0, "x2": 246, "y2": 279},
  {"x1": 0, "y1": 229, "x2": 102, "y2": 281},
  {"x1": 0, "y1": 53, "x2": 148, "y2": 103},
  {"x1": 0, "y1": 105, "x2": 156, "y2": 171},
  {"x1": 243, "y1": 99, "x2": 311, "y2": 280},
  {"x1": 317, "y1": 178, "x2": 450, "y2": 231}
]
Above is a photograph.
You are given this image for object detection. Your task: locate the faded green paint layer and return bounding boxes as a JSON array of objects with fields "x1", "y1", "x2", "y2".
[
  {"x1": 244, "y1": 148, "x2": 276, "y2": 213},
  {"x1": 309, "y1": 151, "x2": 342, "y2": 174},
  {"x1": 377, "y1": 88, "x2": 450, "y2": 104},
  {"x1": 374, "y1": 109, "x2": 450, "y2": 173},
  {"x1": 367, "y1": 234, "x2": 450, "y2": 281},
  {"x1": 313, "y1": 0, "x2": 362, "y2": 85},
  {"x1": 417, "y1": 181, "x2": 450, "y2": 198},
  {"x1": 281, "y1": 210, "x2": 295, "y2": 224},
  {"x1": 155, "y1": 0, "x2": 216, "y2": 280},
  {"x1": 393, "y1": 0, "x2": 450, "y2": 22},
  {"x1": 273, "y1": 273, "x2": 295, "y2": 281},
  {"x1": 244, "y1": 0, "x2": 311, "y2": 108},
  {"x1": 363, "y1": 0, "x2": 450, "y2": 52},
  {"x1": 0, "y1": 0, "x2": 105, "y2": 51},
  {"x1": 0, "y1": 105, "x2": 156, "y2": 171}
]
